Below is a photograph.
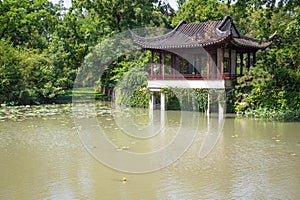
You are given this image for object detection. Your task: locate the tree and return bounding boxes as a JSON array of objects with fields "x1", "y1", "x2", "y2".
[
  {"x1": 0, "y1": 0, "x2": 62, "y2": 49},
  {"x1": 0, "y1": 40, "x2": 23, "y2": 103},
  {"x1": 19, "y1": 49, "x2": 64, "y2": 103},
  {"x1": 231, "y1": 2, "x2": 300, "y2": 119},
  {"x1": 177, "y1": 0, "x2": 188, "y2": 8},
  {"x1": 69, "y1": 0, "x2": 168, "y2": 33},
  {"x1": 172, "y1": 0, "x2": 225, "y2": 26},
  {"x1": 54, "y1": 0, "x2": 171, "y2": 87}
]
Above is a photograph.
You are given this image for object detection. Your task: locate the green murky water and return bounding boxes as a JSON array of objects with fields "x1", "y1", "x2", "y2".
[{"x1": 0, "y1": 104, "x2": 300, "y2": 199}]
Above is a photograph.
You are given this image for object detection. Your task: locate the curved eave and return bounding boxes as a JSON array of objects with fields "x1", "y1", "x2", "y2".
[
  {"x1": 131, "y1": 32, "x2": 231, "y2": 50},
  {"x1": 231, "y1": 37, "x2": 273, "y2": 50},
  {"x1": 130, "y1": 16, "x2": 276, "y2": 51},
  {"x1": 132, "y1": 38, "x2": 231, "y2": 49}
]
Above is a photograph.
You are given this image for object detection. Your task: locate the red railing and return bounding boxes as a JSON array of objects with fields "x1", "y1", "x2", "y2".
[{"x1": 147, "y1": 74, "x2": 241, "y2": 80}]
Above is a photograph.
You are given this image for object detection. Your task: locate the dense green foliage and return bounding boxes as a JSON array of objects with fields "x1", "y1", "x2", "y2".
[
  {"x1": 0, "y1": 0, "x2": 169, "y2": 105},
  {"x1": 228, "y1": 2, "x2": 300, "y2": 120},
  {"x1": 161, "y1": 88, "x2": 209, "y2": 112},
  {"x1": 172, "y1": 0, "x2": 225, "y2": 26},
  {"x1": 0, "y1": 0, "x2": 299, "y2": 120},
  {"x1": 114, "y1": 68, "x2": 150, "y2": 108}
]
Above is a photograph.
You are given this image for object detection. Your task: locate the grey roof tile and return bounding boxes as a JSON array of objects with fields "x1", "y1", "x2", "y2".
[{"x1": 131, "y1": 16, "x2": 274, "y2": 50}]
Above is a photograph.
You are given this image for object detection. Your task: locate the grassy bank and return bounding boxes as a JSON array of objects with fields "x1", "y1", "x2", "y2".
[{"x1": 238, "y1": 107, "x2": 300, "y2": 121}]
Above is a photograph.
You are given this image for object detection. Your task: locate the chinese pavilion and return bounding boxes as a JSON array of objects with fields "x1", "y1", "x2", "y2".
[{"x1": 130, "y1": 16, "x2": 275, "y2": 110}]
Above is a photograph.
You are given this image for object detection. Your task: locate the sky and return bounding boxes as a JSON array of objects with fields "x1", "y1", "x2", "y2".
[{"x1": 50, "y1": 0, "x2": 179, "y2": 10}]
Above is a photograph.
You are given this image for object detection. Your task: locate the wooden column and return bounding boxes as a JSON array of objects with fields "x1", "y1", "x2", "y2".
[
  {"x1": 151, "y1": 50, "x2": 154, "y2": 77},
  {"x1": 228, "y1": 48, "x2": 231, "y2": 79},
  {"x1": 162, "y1": 52, "x2": 165, "y2": 79},
  {"x1": 174, "y1": 55, "x2": 177, "y2": 75},
  {"x1": 159, "y1": 52, "x2": 162, "y2": 76},
  {"x1": 240, "y1": 53, "x2": 243, "y2": 76},
  {"x1": 207, "y1": 51, "x2": 210, "y2": 79},
  {"x1": 221, "y1": 47, "x2": 225, "y2": 79},
  {"x1": 247, "y1": 52, "x2": 251, "y2": 71},
  {"x1": 253, "y1": 51, "x2": 256, "y2": 67},
  {"x1": 234, "y1": 50, "x2": 237, "y2": 76},
  {"x1": 179, "y1": 57, "x2": 182, "y2": 74},
  {"x1": 171, "y1": 53, "x2": 175, "y2": 76}
]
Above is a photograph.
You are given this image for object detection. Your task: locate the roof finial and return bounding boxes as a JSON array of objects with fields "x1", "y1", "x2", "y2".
[{"x1": 268, "y1": 31, "x2": 277, "y2": 41}]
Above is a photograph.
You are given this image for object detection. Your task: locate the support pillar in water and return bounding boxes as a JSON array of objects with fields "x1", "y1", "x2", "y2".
[
  {"x1": 149, "y1": 93, "x2": 156, "y2": 110},
  {"x1": 206, "y1": 92, "x2": 210, "y2": 116},
  {"x1": 161, "y1": 92, "x2": 165, "y2": 111}
]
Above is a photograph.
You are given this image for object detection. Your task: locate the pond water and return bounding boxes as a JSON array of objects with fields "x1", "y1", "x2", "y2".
[{"x1": 0, "y1": 104, "x2": 300, "y2": 199}]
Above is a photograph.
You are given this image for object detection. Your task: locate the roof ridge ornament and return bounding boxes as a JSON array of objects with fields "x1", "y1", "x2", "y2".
[
  {"x1": 174, "y1": 20, "x2": 187, "y2": 31},
  {"x1": 129, "y1": 20, "x2": 187, "y2": 43},
  {"x1": 268, "y1": 31, "x2": 277, "y2": 41},
  {"x1": 218, "y1": 15, "x2": 232, "y2": 30},
  {"x1": 216, "y1": 15, "x2": 240, "y2": 38}
]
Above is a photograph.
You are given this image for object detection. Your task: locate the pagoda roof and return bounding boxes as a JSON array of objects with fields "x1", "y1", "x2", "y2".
[{"x1": 130, "y1": 16, "x2": 275, "y2": 50}]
